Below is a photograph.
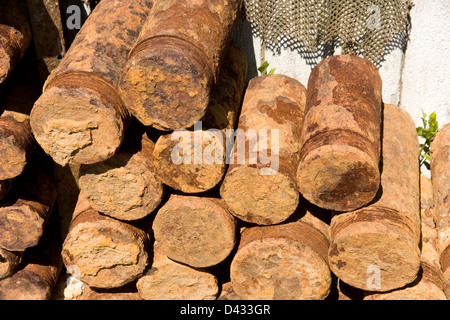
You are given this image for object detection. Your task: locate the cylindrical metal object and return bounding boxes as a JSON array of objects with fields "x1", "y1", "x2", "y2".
[
  {"x1": 119, "y1": 0, "x2": 242, "y2": 131},
  {"x1": 61, "y1": 194, "x2": 150, "y2": 289},
  {"x1": 220, "y1": 74, "x2": 307, "y2": 225},
  {"x1": 25, "y1": 0, "x2": 66, "y2": 83},
  {"x1": 153, "y1": 194, "x2": 237, "y2": 268},
  {"x1": 30, "y1": 0, "x2": 153, "y2": 166},
  {"x1": 0, "y1": 152, "x2": 57, "y2": 252},
  {"x1": 0, "y1": 0, "x2": 31, "y2": 84},
  {"x1": 153, "y1": 42, "x2": 247, "y2": 193},
  {"x1": 0, "y1": 53, "x2": 40, "y2": 180},
  {"x1": 297, "y1": 54, "x2": 382, "y2": 212},
  {"x1": 230, "y1": 213, "x2": 331, "y2": 300},
  {"x1": 136, "y1": 241, "x2": 219, "y2": 300},
  {"x1": 0, "y1": 115, "x2": 35, "y2": 180},
  {"x1": 430, "y1": 122, "x2": 450, "y2": 297},
  {"x1": 0, "y1": 211, "x2": 62, "y2": 300},
  {"x1": 329, "y1": 104, "x2": 421, "y2": 292},
  {"x1": 78, "y1": 128, "x2": 163, "y2": 221},
  {"x1": 364, "y1": 176, "x2": 446, "y2": 300}
]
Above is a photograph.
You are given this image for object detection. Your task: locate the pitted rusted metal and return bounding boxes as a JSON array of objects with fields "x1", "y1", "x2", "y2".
[
  {"x1": 119, "y1": 0, "x2": 242, "y2": 131},
  {"x1": 297, "y1": 54, "x2": 382, "y2": 212},
  {"x1": 30, "y1": 0, "x2": 153, "y2": 165}
]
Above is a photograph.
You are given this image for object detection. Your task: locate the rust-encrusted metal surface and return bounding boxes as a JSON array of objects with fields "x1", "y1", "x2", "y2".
[
  {"x1": 62, "y1": 194, "x2": 150, "y2": 289},
  {"x1": 430, "y1": 122, "x2": 450, "y2": 296},
  {"x1": 30, "y1": 0, "x2": 153, "y2": 166},
  {"x1": 297, "y1": 54, "x2": 382, "y2": 212},
  {"x1": 329, "y1": 104, "x2": 421, "y2": 292},
  {"x1": 220, "y1": 74, "x2": 306, "y2": 225},
  {"x1": 0, "y1": 0, "x2": 31, "y2": 84},
  {"x1": 230, "y1": 218, "x2": 331, "y2": 300},
  {"x1": 119, "y1": 0, "x2": 242, "y2": 131},
  {"x1": 153, "y1": 42, "x2": 247, "y2": 193},
  {"x1": 79, "y1": 129, "x2": 163, "y2": 221}
]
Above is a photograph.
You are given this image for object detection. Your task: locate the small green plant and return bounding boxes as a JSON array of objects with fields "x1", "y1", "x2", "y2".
[
  {"x1": 258, "y1": 61, "x2": 276, "y2": 75},
  {"x1": 416, "y1": 110, "x2": 439, "y2": 171}
]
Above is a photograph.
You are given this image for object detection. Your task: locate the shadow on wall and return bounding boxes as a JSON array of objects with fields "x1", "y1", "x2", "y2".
[
  {"x1": 232, "y1": 18, "x2": 259, "y2": 81},
  {"x1": 233, "y1": 6, "x2": 412, "y2": 71}
]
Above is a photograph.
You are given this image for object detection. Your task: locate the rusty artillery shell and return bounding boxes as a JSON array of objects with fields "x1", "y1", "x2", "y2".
[
  {"x1": 61, "y1": 193, "x2": 150, "y2": 289},
  {"x1": 363, "y1": 227, "x2": 446, "y2": 300},
  {"x1": 421, "y1": 175, "x2": 436, "y2": 229},
  {"x1": 297, "y1": 55, "x2": 382, "y2": 212},
  {"x1": 26, "y1": 0, "x2": 66, "y2": 83},
  {"x1": 0, "y1": 151, "x2": 57, "y2": 252},
  {"x1": 0, "y1": 52, "x2": 40, "y2": 180},
  {"x1": 119, "y1": 0, "x2": 242, "y2": 131},
  {"x1": 0, "y1": 211, "x2": 62, "y2": 300},
  {"x1": 30, "y1": 0, "x2": 153, "y2": 166},
  {"x1": 78, "y1": 127, "x2": 163, "y2": 221},
  {"x1": 430, "y1": 122, "x2": 450, "y2": 297},
  {"x1": 364, "y1": 176, "x2": 446, "y2": 300},
  {"x1": 0, "y1": 0, "x2": 31, "y2": 85},
  {"x1": 152, "y1": 194, "x2": 237, "y2": 268},
  {"x1": 230, "y1": 212, "x2": 332, "y2": 300},
  {"x1": 329, "y1": 104, "x2": 421, "y2": 292},
  {"x1": 136, "y1": 241, "x2": 219, "y2": 300},
  {"x1": 0, "y1": 115, "x2": 35, "y2": 180},
  {"x1": 153, "y1": 42, "x2": 247, "y2": 193},
  {"x1": 220, "y1": 74, "x2": 306, "y2": 225}
]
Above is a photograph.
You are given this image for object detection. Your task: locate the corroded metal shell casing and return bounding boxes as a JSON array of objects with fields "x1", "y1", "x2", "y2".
[
  {"x1": 297, "y1": 54, "x2": 382, "y2": 212},
  {"x1": 364, "y1": 176, "x2": 447, "y2": 300},
  {"x1": 0, "y1": 213, "x2": 62, "y2": 300},
  {"x1": 0, "y1": 0, "x2": 31, "y2": 85},
  {"x1": 0, "y1": 54, "x2": 41, "y2": 180},
  {"x1": 61, "y1": 194, "x2": 150, "y2": 289},
  {"x1": 220, "y1": 74, "x2": 307, "y2": 225},
  {"x1": 0, "y1": 152, "x2": 57, "y2": 252},
  {"x1": 119, "y1": 0, "x2": 242, "y2": 131},
  {"x1": 430, "y1": 122, "x2": 450, "y2": 296},
  {"x1": 329, "y1": 104, "x2": 421, "y2": 292},
  {"x1": 152, "y1": 195, "x2": 237, "y2": 268},
  {"x1": 79, "y1": 131, "x2": 163, "y2": 221},
  {"x1": 30, "y1": 0, "x2": 153, "y2": 166},
  {"x1": 230, "y1": 213, "x2": 331, "y2": 300},
  {"x1": 152, "y1": 42, "x2": 247, "y2": 193},
  {"x1": 136, "y1": 241, "x2": 219, "y2": 300}
]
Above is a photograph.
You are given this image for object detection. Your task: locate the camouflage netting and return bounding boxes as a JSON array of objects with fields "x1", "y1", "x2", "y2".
[{"x1": 243, "y1": 0, "x2": 412, "y2": 66}]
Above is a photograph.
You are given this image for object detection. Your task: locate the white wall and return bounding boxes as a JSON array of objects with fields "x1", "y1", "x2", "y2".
[{"x1": 399, "y1": 0, "x2": 450, "y2": 129}]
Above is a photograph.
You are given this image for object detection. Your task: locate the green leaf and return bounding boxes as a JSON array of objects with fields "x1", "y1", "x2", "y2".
[
  {"x1": 258, "y1": 61, "x2": 270, "y2": 75},
  {"x1": 428, "y1": 112, "x2": 438, "y2": 133},
  {"x1": 421, "y1": 109, "x2": 428, "y2": 127},
  {"x1": 416, "y1": 127, "x2": 425, "y2": 136},
  {"x1": 268, "y1": 68, "x2": 276, "y2": 75}
]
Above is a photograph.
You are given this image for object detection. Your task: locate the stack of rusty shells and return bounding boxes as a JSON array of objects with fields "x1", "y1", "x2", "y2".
[{"x1": 0, "y1": 0, "x2": 449, "y2": 300}]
